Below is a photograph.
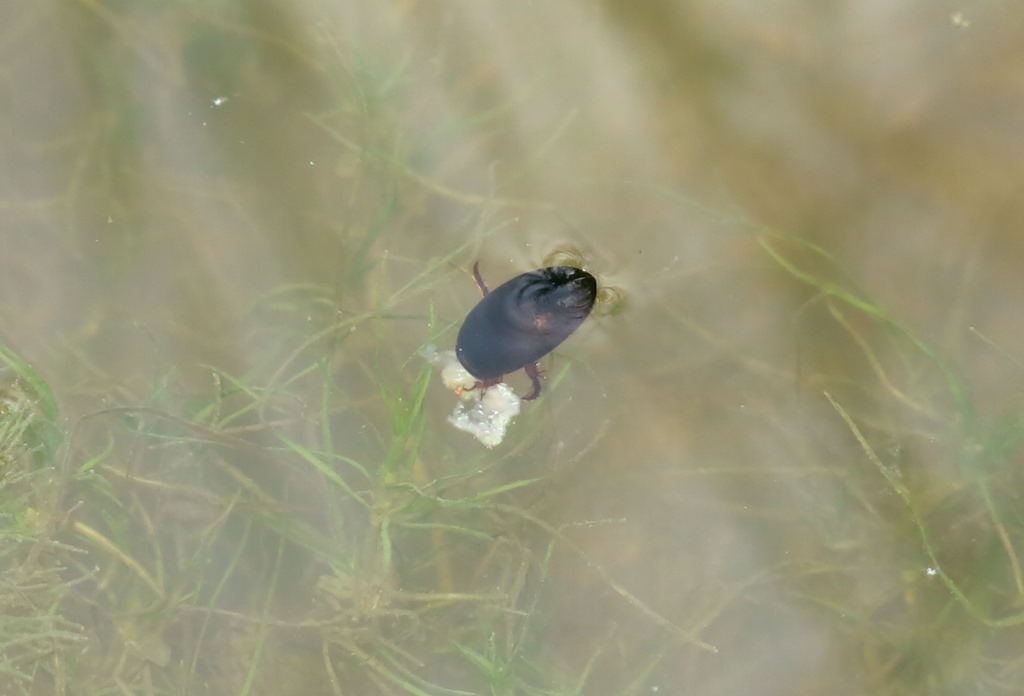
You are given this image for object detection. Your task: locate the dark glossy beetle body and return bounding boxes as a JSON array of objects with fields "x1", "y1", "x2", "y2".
[{"x1": 456, "y1": 263, "x2": 597, "y2": 400}]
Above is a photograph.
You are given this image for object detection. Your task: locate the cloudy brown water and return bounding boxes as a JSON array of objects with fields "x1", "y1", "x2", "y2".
[{"x1": 2, "y1": 1, "x2": 1024, "y2": 694}]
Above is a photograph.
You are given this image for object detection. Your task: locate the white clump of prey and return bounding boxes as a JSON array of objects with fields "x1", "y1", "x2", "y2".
[{"x1": 421, "y1": 346, "x2": 521, "y2": 448}]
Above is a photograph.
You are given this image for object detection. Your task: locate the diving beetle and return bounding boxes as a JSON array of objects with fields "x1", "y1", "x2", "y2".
[{"x1": 455, "y1": 262, "x2": 598, "y2": 400}]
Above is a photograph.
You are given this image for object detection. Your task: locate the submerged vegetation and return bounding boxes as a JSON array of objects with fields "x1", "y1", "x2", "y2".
[
  {"x1": 0, "y1": 259, "x2": 705, "y2": 694},
  {"x1": 751, "y1": 229, "x2": 1024, "y2": 694},
  {"x1": 4, "y1": 223, "x2": 1024, "y2": 694},
  {"x1": 0, "y1": 350, "x2": 83, "y2": 694}
]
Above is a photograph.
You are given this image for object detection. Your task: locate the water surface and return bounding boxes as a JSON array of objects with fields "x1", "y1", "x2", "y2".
[{"x1": 2, "y1": 1, "x2": 1023, "y2": 694}]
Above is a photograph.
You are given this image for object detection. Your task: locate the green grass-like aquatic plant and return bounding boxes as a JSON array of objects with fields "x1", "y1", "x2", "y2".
[
  {"x1": 759, "y1": 230, "x2": 1024, "y2": 695},
  {"x1": 0, "y1": 347, "x2": 83, "y2": 695}
]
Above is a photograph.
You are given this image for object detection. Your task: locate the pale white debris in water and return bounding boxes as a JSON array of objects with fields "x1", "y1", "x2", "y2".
[
  {"x1": 420, "y1": 346, "x2": 521, "y2": 448},
  {"x1": 421, "y1": 346, "x2": 475, "y2": 392}
]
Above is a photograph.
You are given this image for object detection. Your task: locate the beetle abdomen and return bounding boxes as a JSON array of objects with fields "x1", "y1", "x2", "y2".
[{"x1": 456, "y1": 266, "x2": 597, "y2": 380}]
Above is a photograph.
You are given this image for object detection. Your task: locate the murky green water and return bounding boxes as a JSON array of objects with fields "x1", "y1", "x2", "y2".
[{"x1": 2, "y1": 1, "x2": 1023, "y2": 694}]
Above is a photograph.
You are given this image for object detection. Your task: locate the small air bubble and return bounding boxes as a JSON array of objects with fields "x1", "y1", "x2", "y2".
[{"x1": 950, "y1": 11, "x2": 971, "y2": 28}]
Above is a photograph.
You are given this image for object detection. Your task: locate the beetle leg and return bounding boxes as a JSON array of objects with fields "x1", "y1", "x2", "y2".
[
  {"x1": 462, "y1": 376, "x2": 503, "y2": 396},
  {"x1": 521, "y1": 363, "x2": 544, "y2": 401},
  {"x1": 471, "y1": 261, "x2": 491, "y2": 296}
]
